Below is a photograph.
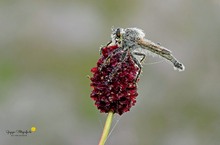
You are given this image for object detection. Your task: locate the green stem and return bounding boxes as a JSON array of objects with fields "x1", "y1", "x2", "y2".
[{"x1": 98, "y1": 111, "x2": 114, "y2": 145}]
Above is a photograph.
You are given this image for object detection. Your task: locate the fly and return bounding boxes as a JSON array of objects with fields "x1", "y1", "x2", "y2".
[{"x1": 100, "y1": 27, "x2": 185, "y2": 82}]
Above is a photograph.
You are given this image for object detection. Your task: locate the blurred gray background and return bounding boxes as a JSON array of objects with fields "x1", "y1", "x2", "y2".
[{"x1": 0, "y1": 0, "x2": 220, "y2": 145}]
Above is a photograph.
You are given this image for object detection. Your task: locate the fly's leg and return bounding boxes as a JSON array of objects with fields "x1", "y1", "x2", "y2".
[
  {"x1": 133, "y1": 52, "x2": 146, "y2": 63},
  {"x1": 99, "y1": 40, "x2": 112, "y2": 55},
  {"x1": 99, "y1": 46, "x2": 123, "y2": 71},
  {"x1": 130, "y1": 53, "x2": 143, "y2": 82},
  {"x1": 108, "y1": 49, "x2": 128, "y2": 82}
]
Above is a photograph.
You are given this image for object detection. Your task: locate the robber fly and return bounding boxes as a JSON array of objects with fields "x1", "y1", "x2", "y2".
[{"x1": 100, "y1": 27, "x2": 185, "y2": 82}]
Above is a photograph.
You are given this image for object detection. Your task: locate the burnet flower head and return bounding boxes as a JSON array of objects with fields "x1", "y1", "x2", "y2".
[{"x1": 90, "y1": 27, "x2": 185, "y2": 115}]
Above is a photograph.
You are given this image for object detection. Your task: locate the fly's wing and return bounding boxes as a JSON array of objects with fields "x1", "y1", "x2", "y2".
[{"x1": 137, "y1": 38, "x2": 185, "y2": 71}]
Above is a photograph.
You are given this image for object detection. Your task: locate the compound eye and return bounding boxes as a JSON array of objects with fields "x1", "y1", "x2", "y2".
[{"x1": 116, "y1": 28, "x2": 121, "y2": 38}]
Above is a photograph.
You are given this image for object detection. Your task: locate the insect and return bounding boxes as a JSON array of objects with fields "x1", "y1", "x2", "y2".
[{"x1": 99, "y1": 27, "x2": 185, "y2": 82}]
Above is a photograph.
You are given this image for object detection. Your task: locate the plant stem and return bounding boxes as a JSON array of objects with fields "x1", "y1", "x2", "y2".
[{"x1": 98, "y1": 111, "x2": 114, "y2": 145}]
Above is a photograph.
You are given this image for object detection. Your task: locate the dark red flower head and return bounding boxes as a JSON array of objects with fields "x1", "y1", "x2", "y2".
[{"x1": 90, "y1": 45, "x2": 140, "y2": 115}]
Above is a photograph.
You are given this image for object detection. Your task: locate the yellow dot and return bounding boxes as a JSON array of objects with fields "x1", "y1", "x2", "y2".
[{"x1": 31, "y1": 127, "x2": 37, "y2": 132}]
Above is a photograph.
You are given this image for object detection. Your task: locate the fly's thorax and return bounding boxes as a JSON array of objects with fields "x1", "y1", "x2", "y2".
[
  {"x1": 111, "y1": 27, "x2": 145, "y2": 47},
  {"x1": 121, "y1": 28, "x2": 145, "y2": 48},
  {"x1": 124, "y1": 28, "x2": 145, "y2": 40}
]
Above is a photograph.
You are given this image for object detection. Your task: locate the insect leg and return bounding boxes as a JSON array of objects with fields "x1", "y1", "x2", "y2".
[
  {"x1": 108, "y1": 49, "x2": 128, "y2": 82},
  {"x1": 133, "y1": 52, "x2": 146, "y2": 63},
  {"x1": 99, "y1": 47, "x2": 123, "y2": 71},
  {"x1": 130, "y1": 53, "x2": 142, "y2": 82},
  {"x1": 99, "y1": 40, "x2": 112, "y2": 55}
]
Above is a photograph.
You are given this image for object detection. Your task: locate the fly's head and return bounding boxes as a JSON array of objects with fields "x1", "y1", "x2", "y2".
[
  {"x1": 111, "y1": 28, "x2": 124, "y2": 46},
  {"x1": 111, "y1": 27, "x2": 145, "y2": 48}
]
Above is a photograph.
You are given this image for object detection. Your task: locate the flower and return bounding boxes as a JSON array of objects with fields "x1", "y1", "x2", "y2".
[{"x1": 90, "y1": 45, "x2": 140, "y2": 115}]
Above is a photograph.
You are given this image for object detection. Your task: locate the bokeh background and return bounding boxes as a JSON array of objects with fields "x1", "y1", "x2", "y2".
[{"x1": 0, "y1": 0, "x2": 220, "y2": 145}]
